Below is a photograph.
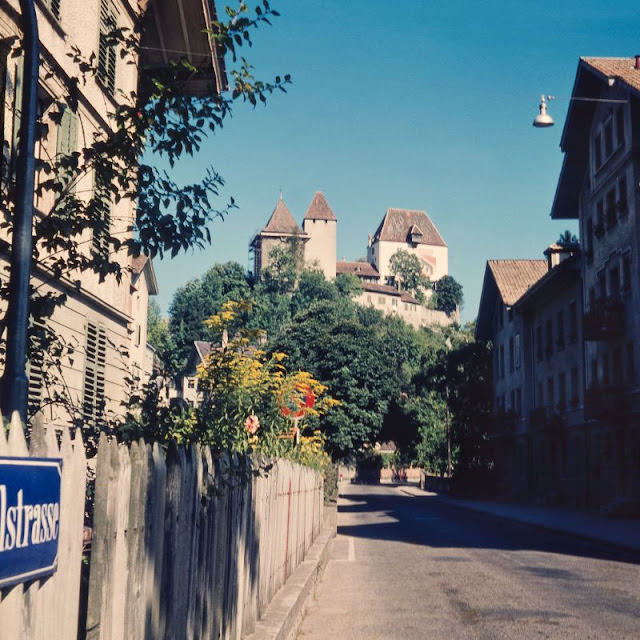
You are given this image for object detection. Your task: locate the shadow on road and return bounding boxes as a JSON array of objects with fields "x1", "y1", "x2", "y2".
[{"x1": 337, "y1": 487, "x2": 640, "y2": 567}]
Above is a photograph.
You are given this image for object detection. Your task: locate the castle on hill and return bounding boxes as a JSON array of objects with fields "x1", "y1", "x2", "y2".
[{"x1": 249, "y1": 192, "x2": 454, "y2": 328}]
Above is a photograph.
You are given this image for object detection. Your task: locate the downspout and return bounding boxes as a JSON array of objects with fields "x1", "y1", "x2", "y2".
[{"x1": 1, "y1": 0, "x2": 39, "y2": 423}]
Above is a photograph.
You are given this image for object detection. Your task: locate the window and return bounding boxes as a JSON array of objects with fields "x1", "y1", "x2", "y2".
[
  {"x1": 187, "y1": 378, "x2": 195, "y2": 389},
  {"x1": 569, "y1": 302, "x2": 578, "y2": 342},
  {"x1": 41, "y1": 0, "x2": 61, "y2": 21},
  {"x1": 508, "y1": 337, "x2": 514, "y2": 372},
  {"x1": 604, "y1": 118, "x2": 613, "y2": 157},
  {"x1": 570, "y1": 366, "x2": 579, "y2": 406},
  {"x1": 545, "y1": 318, "x2": 553, "y2": 356},
  {"x1": 609, "y1": 265, "x2": 620, "y2": 299},
  {"x1": 616, "y1": 107, "x2": 625, "y2": 148},
  {"x1": 556, "y1": 310, "x2": 564, "y2": 350},
  {"x1": 613, "y1": 348, "x2": 623, "y2": 386},
  {"x1": 56, "y1": 108, "x2": 78, "y2": 194},
  {"x1": 602, "y1": 352, "x2": 610, "y2": 387},
  {"x1": 499, "y1": 344, "x2": 505, "y2": 379},
  {"x1": 593, "y1": 133, "x2": 602, "y2": 170},
  {"x1": 597, "y1": 270, "x2": 606, "y2": 299},
  {"x1": 391, "y1": 298, "x2": 398, "y2": 307},
  {"x1": 97, "y1": 0, "x2": 117, "y2": 94},
  {"x1": 558, "y1": 372, "x2": 566, "y2": 409},
  {"x1": 591, "y1": 358, "x2": 598, "y2": 387},
  {"x1": 27, "y1": 321, "x2": 47, "y2": 416},
  {"x1": 594, "y1": 202, "x2": 604, "y2": 237},
  {"x1": 92, "y1": 169, "x2": 111, "y2": 255},
  {"x1": 618, "y1": 174, "x2": 628, "y2": 216},
  {"x1": 514, "y1": 333, "x2": 521, "y2": 369},
  {"x1": 378, "y1": 296, "x2": 385, "y2": 305},
  {"x1": 83, "y1": 321, "x2": 107, "y2": 428},
  {"x1": 537, "y1": 382, "x2": 544, "y2": 408},
  {"x1": 585, "y1": 219, "x2": 593, "y2": 261},
  {"x1": 605, "y1": 189, "x2": 616, "y2": 229}
]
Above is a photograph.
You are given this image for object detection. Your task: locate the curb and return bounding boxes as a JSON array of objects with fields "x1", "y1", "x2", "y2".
[
  {"x1": 399, "y1": 485, "x2": 640, "y2": 555},
  {"x1": 244, "y1": 506, "x2": 337, "y2": 640}
]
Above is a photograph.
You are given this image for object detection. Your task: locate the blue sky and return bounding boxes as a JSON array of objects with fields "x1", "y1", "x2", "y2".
[{"x1": 153, "y1": 1, "x2": 640, "y2": 323}]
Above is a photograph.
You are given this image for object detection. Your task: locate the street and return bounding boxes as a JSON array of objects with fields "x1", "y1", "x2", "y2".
[{"x1": 297, "y1": 483, "x2": 640, "y2": 639}]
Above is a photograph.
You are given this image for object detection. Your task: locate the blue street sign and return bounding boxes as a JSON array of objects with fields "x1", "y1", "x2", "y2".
[{"x1": 0, "y1": 456, "x2": 62, "y2": 588}]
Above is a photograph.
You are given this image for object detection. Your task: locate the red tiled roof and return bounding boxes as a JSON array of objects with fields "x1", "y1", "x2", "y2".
[
  {"x1": 582, "y1": 57, "x2": 640, "y2": 94},
  {"x1": 262, "y1": 198, "x2": 303, "y2": 235},
  {"x1": 336, "y1": 261, "x2": 380, "y2": 278},
  {"x1": 372, "y1": 208, "x2": 446, "y2": 247},
  {"x1": 303, "y1": 191, "x2": 337, "y2": 221},
  {"x1": 487, "y1": 260, "x2": 547, "y2": 306}
]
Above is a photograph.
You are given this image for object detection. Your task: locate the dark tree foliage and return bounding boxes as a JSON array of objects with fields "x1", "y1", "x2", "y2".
[
  {"x1": 168, "y1": 261, "x2": 250, "y2": 365},
  {"x1": 434, "y1": 275, "x2": 463, "y2": 316}
]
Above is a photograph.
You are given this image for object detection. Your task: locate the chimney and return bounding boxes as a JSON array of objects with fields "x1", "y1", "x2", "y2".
[
  {"x1": 635, "y1": 54, "x2": 640, "y2": 70},
  {"x1": 544, "y1": 244, "x2": 575, "y2": 271}
]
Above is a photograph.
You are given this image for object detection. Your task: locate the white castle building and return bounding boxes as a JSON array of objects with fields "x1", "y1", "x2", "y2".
[{"x1": 250, "y1": 192, "x2": 453, "y2": 328}]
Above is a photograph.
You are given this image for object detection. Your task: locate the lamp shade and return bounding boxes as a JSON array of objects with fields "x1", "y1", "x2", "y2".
[{"x1": 533, "y1": 94, "x2": 554, "y2": 128}]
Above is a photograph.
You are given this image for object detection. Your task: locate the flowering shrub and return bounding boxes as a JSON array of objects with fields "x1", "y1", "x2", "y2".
[{"x1": 194, "y1": 301, "x2": 338, "y2": 457}]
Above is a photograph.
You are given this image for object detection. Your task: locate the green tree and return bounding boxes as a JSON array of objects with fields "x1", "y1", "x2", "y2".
[
  {"x1": 168, "y1": 261, "x2": 251, "y2": 364},
  {"x1": 557, "y1": 229, "x2": 578, "y2": 246},
  {"x1": 434, "y1": 275, "x2": 463, "y2": 316},
  {"x1": 388, "y1": 249, "x2": 431, "y2": 302},
  {"x1": 5, "y1": 2, "x2": 289, "y2": 428}
]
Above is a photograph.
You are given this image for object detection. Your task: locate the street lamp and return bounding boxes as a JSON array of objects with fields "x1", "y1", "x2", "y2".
[
  {"x1": 533, "y1": 93, "x2": 628, "y2": 128},
  {"x1": 0, "y1": 0, "x2": 40, "y2": 423}
]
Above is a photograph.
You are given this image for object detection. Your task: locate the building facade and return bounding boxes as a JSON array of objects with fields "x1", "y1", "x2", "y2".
[
  {"x1": 0, "y1": 0, "x2": 224, "y2": 428},
  {"x1": 251, "y1": 193, "x2": 455, "y2": 327},
  {"x1": 478, "y1": 56, "x2": 640, "y2": 513}
]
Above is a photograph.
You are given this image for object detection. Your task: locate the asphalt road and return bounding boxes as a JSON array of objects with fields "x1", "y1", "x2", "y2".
[{"x1": 297, "y1": 483, "x2": 640, "y2": 640}]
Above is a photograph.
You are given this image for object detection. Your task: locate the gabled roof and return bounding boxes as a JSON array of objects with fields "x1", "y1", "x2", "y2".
[
  {"x1": 475, "y1": 259, "x2": 547, "y2": 340},
  {"x1": 515, "y1": 255, "x2": 581, "y2": 311},
  {"x1": 262, "y1": 198, "x2": 304, "y2": 235},
  {"x1": 336, "y1": 261, "x2": 380, "y2": 278},
  {"x1": 372, "y1": 208, "x2": 446, "y2": 247},
  {"x1": 303, "y1": 191, "x2": 337, "y2": 222},
  {"x1": 582, "y1": 57, "x2": 640, "y2": 94},
  {"x1": 488, "y1": 260, "x2": 547, "y2": 305},
  {"x1": 551, "y1": 56, "x2": 640, "y2": 219}
]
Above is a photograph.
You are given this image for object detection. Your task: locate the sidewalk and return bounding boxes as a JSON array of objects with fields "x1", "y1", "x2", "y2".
[{"x1": 398, "y1": 484, "x2": 640, "y2": 553}]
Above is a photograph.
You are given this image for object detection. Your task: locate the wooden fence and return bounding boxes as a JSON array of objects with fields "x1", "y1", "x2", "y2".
[{"x1": 0, "y1": 416, "x2": 324, "y2": 640}]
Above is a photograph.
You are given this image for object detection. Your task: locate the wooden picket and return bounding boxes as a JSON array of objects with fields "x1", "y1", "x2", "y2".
[
  {"x1": 0, "y1": 420, "x2": 324, "y2": 640},
  {"x1": 0, "y1": 412, "x2": 87, "y2": 640}
]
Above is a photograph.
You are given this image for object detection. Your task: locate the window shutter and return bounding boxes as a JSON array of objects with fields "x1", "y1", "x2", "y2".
[
  {"x1": 43, "y1": 0, "x2": 62, "y2": 21},
  {"x1": 97, "y1": 0, "x2": 116, "y2": 94},
  {"x1": 92, "y1": 169, "x2": 111, "y2": 255},
  {"x1": 56, "y1": 108, "x2": 78, "y2": 193},
  {"x1": 83, "y1": 321, "x2": 107, "y2": 427}
]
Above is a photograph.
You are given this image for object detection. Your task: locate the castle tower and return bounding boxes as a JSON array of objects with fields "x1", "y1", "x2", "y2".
[
  {"x1": 250, "y1": 196, "x2": 309, "y2": 278},
  {"x1": 302, "y1": 191, "x2": 337, "y2": 280}
]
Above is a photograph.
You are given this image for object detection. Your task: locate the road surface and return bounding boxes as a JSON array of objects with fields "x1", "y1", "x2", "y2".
[{"x1": 297, "y1": 483, "x2": 640, "y2": 639}]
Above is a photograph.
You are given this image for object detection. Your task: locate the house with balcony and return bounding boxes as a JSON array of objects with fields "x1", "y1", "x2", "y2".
[{"x1": 550, "y1": 56, "x2": 640, "y2": 512}]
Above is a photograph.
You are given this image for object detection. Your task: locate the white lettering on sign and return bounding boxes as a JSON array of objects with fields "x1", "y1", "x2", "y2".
[{"x1": 0, "y1": 485, "x2": 60, "y2": 552}]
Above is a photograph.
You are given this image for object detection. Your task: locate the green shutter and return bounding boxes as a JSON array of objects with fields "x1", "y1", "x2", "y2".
[
  {"x1": 56, "y1": 108, "x2": 78, "y2": 193},
  {"x1": 83, "y1": 321, "x2": 107, "y2": 428},
  {"x1": 97, "y1": 0, "x2": 116, "y2": 94},
  {"x1": 92, "y1": 169, "x2": 111, "y2": 255}
]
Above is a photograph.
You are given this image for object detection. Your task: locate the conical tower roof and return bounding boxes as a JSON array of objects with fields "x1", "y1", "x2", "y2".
[
  {"x1": 262, "y1": 197, "x2": 304, "y2": 235},
  {"x1": 303, "y1": 191, "x2": 337, "y2": 222}
]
